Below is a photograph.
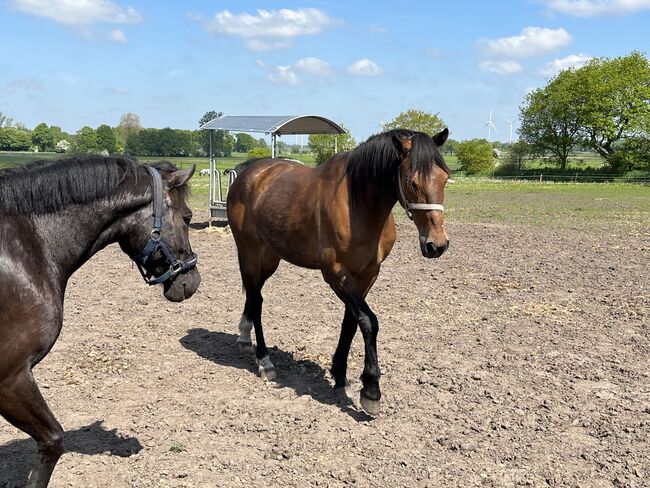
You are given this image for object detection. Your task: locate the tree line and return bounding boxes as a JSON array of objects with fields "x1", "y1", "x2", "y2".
[{"x1": 0, "y1": 111, "x2": 269, "y2": 157}]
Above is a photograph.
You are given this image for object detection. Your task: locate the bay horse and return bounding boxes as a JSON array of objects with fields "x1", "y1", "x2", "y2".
[
  {"x1": 227, "y1": 128, "x2": 451, "y2": 415},
  {"x1": 0, "y1": 156, "x2": 201, "y2": 487}
]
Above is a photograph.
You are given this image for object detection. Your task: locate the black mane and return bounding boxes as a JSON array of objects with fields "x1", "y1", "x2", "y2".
[
  {"x1": 0, "y1": 155, "x2": 168, "y2": 215},
  {"x1": 345, "y1": 129, "x2": 449, "y2": 202}
]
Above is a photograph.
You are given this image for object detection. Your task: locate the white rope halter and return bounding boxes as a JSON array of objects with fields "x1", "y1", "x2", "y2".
[{"x1": 397, "y1": 167, "x2": 444, "y2": 219}]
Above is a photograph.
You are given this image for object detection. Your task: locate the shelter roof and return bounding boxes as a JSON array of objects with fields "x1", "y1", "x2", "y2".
[{"x1": 200, "y1": 115, "x2": 345, "y2": 135}]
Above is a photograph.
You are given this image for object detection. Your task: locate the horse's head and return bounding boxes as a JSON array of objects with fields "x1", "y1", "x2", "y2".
[
  {"x1": 394, "y1": 128, "x2": 451, "y2": 259},
  {"x1": 120, "y1": 163, "x2": 201, "y2": 302}
]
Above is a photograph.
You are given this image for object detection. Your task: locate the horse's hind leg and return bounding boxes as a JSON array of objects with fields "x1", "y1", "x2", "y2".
[
  {"x1": 235, "y1": 245, "x2": 280, "y2": 381},
  {"x1": 0, "y1": 368, "x2": 64, "y2": 487},
  {"x1": 331, "y1": 307, "x2": 356, "y2": 403}
]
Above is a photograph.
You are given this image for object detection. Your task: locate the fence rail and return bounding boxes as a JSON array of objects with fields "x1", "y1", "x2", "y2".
[{"x1": 451, "y1": 171, "x2": 650, "y2": 184}]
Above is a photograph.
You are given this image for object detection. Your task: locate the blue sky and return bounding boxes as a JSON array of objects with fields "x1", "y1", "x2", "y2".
[{"x1": 1, "y1": 0, "x2": 649, "y2": 142}]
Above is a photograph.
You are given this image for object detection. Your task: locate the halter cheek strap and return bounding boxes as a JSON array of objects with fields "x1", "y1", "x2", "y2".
[
  {"x1": 397, "y1": 167, "x2": 445, "y2": 220},
  {"x1": 132, "y1": 166, "x2": 198, "y2": 286}
]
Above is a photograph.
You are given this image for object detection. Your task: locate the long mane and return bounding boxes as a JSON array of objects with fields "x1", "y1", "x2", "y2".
[
  {"x1": 0, "y1": 155, "x2": 141, "y2": 215},
  {"x1": 344, "y1": 129, "x2": 449, "y2": 203}
]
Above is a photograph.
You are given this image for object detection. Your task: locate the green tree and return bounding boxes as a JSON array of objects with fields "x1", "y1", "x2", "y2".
[
  {"x1": 443, "y1": 138, "x2": 459, "y2": 156},
  {"x1": 573, "y1": 51, "x2": 650, "y2": 161},
  {"x1": 96, "y1": 124, "x2": 117, "y2": 153},
  {"x1": 308, "y1": 126, "x2": 356, "y2": 165},
  {"x1": 116, "y1": 113, "x2": 142, "y2": 146},
  {"x1": 503, "y1": 141, "x2": 531, "y2": 171},
  {"x1": 197, "y1": 110, "x2": 225, "y2": 155},
  {"x1": 456, "y1": 139, "x2": 495, "y2": 175},
  {"x1": 32, "y1": 123, "x2": 56, "y2": 152},
  {"x1": 276, "y1": 140, "x2": 288, "y2": 155},
  {"x1": 382, "y1": 109, "x2": 446, "y2": 135},
  {"x1": 235, "y1": 132, "x2": 256, "y2": 153},
  {"x1": 256, "y1": 138, "x2": 268, "y2": 148},
  {"x1": 49, "y1": 126, "x2": 66, "y2": 146},
  {"x1": 519, "y1": 69, "x2": 583, "y2": 170},
  {"x1": 72, "y1": 126, "x2": 98, "y2": 153},
  {"x1": 0, "y1": 112, "x2": 14, "y2": 128},
  {"x1": 0, "y1": 128, "x2": 32, "y2": 150}
]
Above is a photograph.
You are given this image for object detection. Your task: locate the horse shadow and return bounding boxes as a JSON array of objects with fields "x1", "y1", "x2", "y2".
[
  {"x1": 0, "y1": 420, "x2": 142, "y2": 487},
  {"x1": 180, "y1": 328, "x2": 372, "y2": 422}
]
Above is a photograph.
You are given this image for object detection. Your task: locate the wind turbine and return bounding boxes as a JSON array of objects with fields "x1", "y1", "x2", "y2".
[
  {"x1": 505, "y1": 118, "x2": 514, "y2": 144},
  {"x1": 485, "y1": 109, "x2": 497, "y2": 142}
]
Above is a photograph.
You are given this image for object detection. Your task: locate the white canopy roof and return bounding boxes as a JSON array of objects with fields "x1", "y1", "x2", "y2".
[{"x1": 200, "y1": 115, "x2": 345, "y2": 135}]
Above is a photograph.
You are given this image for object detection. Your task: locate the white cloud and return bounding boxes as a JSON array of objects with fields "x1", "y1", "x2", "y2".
[
  {"x1": 539, "y1": 53, "x2": 592, "y2": 76},
  {"x1": 479, "y1": 26, "x2": 572, "y2": 59},
  {"x1": 541, "y1": 0, "x2": 650, "y2": 17},
  {"x1": 347, "y1": 58, "x2": 383, "y2": 76},
  {"x1": 293, "y1": 57, "x2": 335, "y2": 78},
  {"x1": 257, "y1": 57, "x2": 335, "y2": 85},
  {"x1": 109, "y1": 29, "x2": 127, "y2": 43},
  {"x1": 479, "y1": 60, "x2": 523, "y2": 75},
  {"x1": 9, "y1": 0, "x2": 142, "y2": 25},
  {"x1": 267, "y1": 65, "x2": 299, "y2": 85},
  {"x1": 198, "y1": 8, "x2": 340, "y2": 50}
]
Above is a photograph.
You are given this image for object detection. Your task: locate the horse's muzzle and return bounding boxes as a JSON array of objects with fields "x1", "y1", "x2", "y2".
[
  {"x1": 422, "y1": 240, "x2": 449, "y2": 259},
  {"x1": 163, "y1": 268, "x2": 201, "y2": 302}
]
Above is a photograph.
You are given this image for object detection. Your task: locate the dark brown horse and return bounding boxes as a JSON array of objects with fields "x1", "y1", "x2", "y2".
[
  {"x1": 0, "y1": 156, "x2": 201, "y2": 487},
  {"x1": 227, "y1": 128, "x2": 451, "y2": 415}
]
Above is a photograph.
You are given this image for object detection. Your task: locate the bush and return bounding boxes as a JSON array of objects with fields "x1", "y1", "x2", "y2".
[
  {"x1": 607, "y1": 138, "x2": 650, "y2": 172},
  {"x1": 501, "y1": 141, "x2": 531, "y2": 171},
  {"x1": 247, "y1": 147, "x2": 271, "y2": 159},
  {"x1": 456, "y1": 139, "x2": 495, "y2": 175}
]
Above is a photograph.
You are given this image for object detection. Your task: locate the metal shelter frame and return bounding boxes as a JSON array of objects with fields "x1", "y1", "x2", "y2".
[{"x1": 200, "y1": 115, "x2": 346, "y2": 222}]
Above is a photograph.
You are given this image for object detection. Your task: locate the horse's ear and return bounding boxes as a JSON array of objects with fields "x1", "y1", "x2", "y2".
[
  {"x1": 168, "y1": 165, "x2": 196, "y2": 188},
  {"x1": 432, "y1": 128, "x2": 449, "y2": 147},
  {"x1": 392, "y1": 134, "x2": 413, "y2": 157}
]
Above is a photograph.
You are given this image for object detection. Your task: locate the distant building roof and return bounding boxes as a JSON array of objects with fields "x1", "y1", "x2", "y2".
[{"x1": 200, "y1": 115, "x2": 345, "y2": 135}]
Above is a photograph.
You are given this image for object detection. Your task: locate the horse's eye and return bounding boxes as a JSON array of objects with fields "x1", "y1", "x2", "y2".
[{"x1": 183, "y1": 213, "x2": 192, "y2": 225}]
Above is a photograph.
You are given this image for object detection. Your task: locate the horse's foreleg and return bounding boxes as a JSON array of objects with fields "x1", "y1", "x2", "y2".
[
  {"x1": 324, "y1": 267, "x2": 382, "y2": 416},
  {"x1": 0, "y1": 368, "x2": 64, "y2": 488}
]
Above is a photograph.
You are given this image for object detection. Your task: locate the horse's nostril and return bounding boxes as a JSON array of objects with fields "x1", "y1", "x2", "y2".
[{"x1": 426, "y1": 242, "x2": 436, "y2": 254}]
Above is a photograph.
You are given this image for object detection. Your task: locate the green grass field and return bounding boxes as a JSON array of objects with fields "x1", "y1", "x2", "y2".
[
  {"x1": 2, "y1": 151, "x2": 647, "y2": 231},
  {"x1": 441, "y1": 178, "x2": 649, "y2": 230}
]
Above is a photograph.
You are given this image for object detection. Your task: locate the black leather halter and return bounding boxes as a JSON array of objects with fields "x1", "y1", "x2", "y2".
[{"x1": 132, "y1": 166, "x2": 197, "y2": 286}]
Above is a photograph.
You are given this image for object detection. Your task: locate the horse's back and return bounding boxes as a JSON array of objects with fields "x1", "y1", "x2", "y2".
[{"x1": 228, "y1": 158, "x2": 338, "y2": 268}]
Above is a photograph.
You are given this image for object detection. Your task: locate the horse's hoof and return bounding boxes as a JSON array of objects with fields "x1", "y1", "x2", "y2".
[
  {"x1": 238, "y1": 342, "x2": 254, "y2": 354},
  {"x1": 257, "y1": 356, "x2": 277, "y2": 381},
  {"x1": 260, "y1": 367, "x2": 277, "y2": 381},
  {"x1": 333, "y1": 385, "x2": 353, "y2": 406},
  {"x1": 360, "y1": 394, "x2": 381, "y2": 416}
]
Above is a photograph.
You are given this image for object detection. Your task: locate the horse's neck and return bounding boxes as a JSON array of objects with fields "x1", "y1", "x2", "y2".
[
  {"x1": 33, "y1": 181, "x2": 149, "y2": 286},
  {"x1": 345, "y1": 178, "x2": 398, "y2": 237}
]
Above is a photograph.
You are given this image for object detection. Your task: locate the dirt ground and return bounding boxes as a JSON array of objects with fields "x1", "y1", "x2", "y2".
[{"x1": 1, "y1": 217, "x2": 648, "y2": 488}]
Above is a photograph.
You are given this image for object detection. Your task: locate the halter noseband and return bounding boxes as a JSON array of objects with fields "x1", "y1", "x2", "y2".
[
  {"x1": 132, "y1": 166, "x2": 198, "y2": 285},
  {"x1": 397, "y1": 166, "x2": 445, "y2": 220}
]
